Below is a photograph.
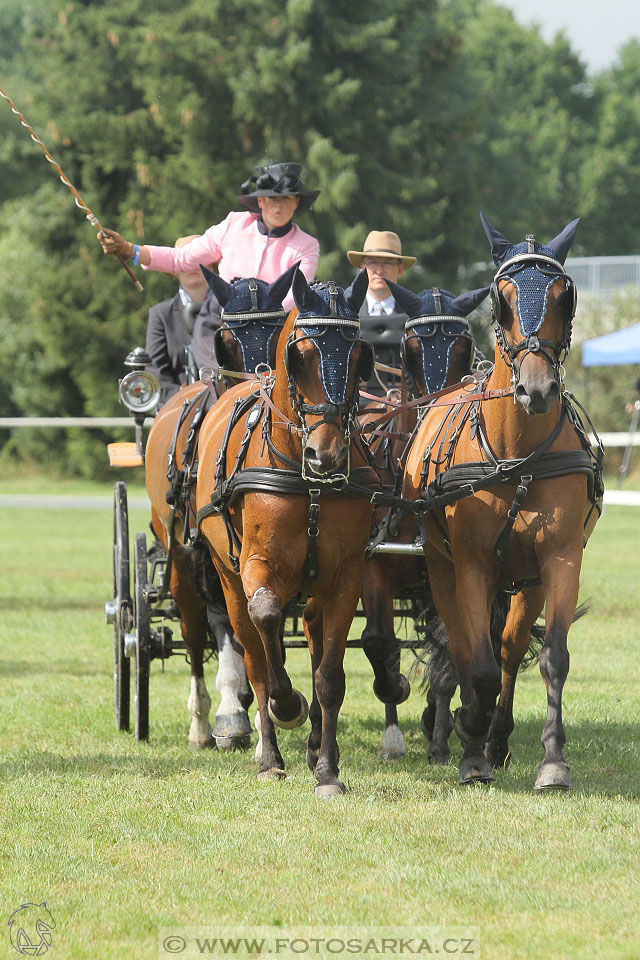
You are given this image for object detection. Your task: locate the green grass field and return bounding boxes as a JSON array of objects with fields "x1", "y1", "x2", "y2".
[{"x1": 0, "y1": 481, "x2": 638, "y2": 960}]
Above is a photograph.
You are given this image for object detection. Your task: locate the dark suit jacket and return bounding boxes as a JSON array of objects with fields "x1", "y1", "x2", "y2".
[
  {"x1": 190, "y1": 291, "x2": 223, "y2": 374},
  {"x1": 145, "y1": 293, "x2": 193, "y2": 405}
]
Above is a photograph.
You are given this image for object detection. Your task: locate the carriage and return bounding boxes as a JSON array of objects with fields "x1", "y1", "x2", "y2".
[{"x1": 104, "y1": 223, "x2": 604, "y2": 793}]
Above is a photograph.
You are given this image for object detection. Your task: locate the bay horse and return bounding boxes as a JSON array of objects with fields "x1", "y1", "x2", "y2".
[
  {"x1": 403, "y1": 214, "x2": 603, "y2": 788},
  {"x1": 358, "y1": 283, "x2": 490, "y2": 760},
  {"x1": 195, "y1": 268, "x2": 379, "y2": 796},
  {"x1": 144, "y1": 263, "x2": 298, "y2": 749}
]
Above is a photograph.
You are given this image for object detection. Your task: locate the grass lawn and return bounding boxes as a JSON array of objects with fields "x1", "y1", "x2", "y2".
[{"x1": 0, "y1": 480, "x2": 638, "y2": 960}]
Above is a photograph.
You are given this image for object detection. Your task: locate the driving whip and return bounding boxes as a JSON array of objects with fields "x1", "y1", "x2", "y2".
[{"x1": 0, "y1": 85, "x2": 143, "y2": 291}]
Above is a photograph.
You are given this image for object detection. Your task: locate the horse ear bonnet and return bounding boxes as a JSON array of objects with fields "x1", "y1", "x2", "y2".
[
  {"x1": 546, "y1": 219, "x2": 581, "y2": 265},
  {"x1": 267, "y1": 261, "x2": 300, "y2": 308},
  {"x1": 343, "y1": 268, "x2": 369, "y2": 315},
  {"x1": 213, "y1": 267, "x2": 293, "y2": 370},
  {"x1": 384, "y1": 280, "x2": 423, "y2": 318},
  {"x1": 482, "y1": 214, "x2": 580, "y2": 332},
  {"x1": 451, "y1": 286, "x2": 491, "y2": 317},
  {"x1": 201, "y1": 266, "x2": 236, "y2": 306}
]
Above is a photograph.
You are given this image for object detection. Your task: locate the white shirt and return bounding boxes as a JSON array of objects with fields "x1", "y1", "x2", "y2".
[{"x1": 366, "y1": 292, "x2": 396, "y2": 316}]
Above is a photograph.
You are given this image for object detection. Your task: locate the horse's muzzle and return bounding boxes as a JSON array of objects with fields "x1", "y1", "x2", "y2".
[
  {"x1": 303, "y1": 441, "x2": 348, "y2": 478},
  {"x1": 515, "y1": 378, "x2": 560, "y2": 415}
]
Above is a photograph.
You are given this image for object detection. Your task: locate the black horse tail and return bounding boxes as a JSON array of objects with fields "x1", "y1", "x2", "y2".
[{"x1": 490, "y1": 592, "x2": 591, "y2": 671}]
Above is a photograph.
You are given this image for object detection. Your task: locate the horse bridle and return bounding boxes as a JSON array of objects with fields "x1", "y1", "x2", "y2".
[
  {"x1": 400, "y1": 288, "x2": 475, "y2": 399},
  {"x1": 490, "y1": 239, "x2": 577, "y2": 386},
  {"x1": 283, "y1": 282, "x2": 374, "y2": 480},
  {"x1": 213, "y1": 277, "x2": 286, "y2": 373}
]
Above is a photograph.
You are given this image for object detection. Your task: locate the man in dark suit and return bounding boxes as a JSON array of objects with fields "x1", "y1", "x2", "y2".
[
  {"x1": 347, "y1": 230, "x2": 416, "y2": 394},
  {"x1": 145, "y1": 235, "x2": 213, "y2": 405}
]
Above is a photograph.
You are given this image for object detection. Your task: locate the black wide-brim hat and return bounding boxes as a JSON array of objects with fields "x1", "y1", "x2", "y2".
[{"x1": 237, "y1": 161, "x2": 320, "y2": 213}]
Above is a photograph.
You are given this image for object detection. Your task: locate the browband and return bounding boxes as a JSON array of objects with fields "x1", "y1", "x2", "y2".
[
  {"x1": 294, "y1": 317, "x2": 361, "y2": 330},
  {"x1": 221, "y1": 310, "x2": 286, "y2": 322},
  {"x1": 494, "y1": 252, "x2": 567, "y2": 280},
  {"x1": 405, "y1": 316, "x2": 470, "y2": 331}
]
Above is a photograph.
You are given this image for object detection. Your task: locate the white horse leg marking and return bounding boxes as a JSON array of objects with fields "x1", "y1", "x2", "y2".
[
  {"x1": 380, "y1": 722, "x2": 405, "y2": 760},
  {"x1": 187, "y1": 675, "x2": 214, "y2": 749},
  {"x1": 212, "y1": 615, "x2": 252, "y2": 749}
]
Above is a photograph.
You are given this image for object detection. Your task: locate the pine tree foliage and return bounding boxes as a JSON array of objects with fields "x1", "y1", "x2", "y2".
[{"x1": 0, "y1": 0, "x2": 637, "y2": 475}]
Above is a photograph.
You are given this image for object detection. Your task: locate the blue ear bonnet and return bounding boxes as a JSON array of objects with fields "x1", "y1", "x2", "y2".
[
  {"x1": 223, "y1": 277, "x2": 287, "y2": 316},
  {"x1": 498, "y1": 243, "x2": 565, "y2": 338},
  {"x1": 404, "y1": 289, "x2": 473, "y2": 394},
  {"x1": 296, "y1": 281, "x2": 360, "y2": 322},
  {"x1": 296, "y1": 282, "x2": 361, "y2": 405},
  {"x1": 220, "y1": 277, "x2": 286, "y2": 372}
]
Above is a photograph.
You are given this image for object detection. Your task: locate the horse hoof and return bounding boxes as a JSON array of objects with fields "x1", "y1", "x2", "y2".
[
  {"x1": 459, "y1": 756, "x2": 494, "y2": 784},
  {"x1": 380, "y1": 725, "x2": 405, "y2": 760},
  {"x1": 215, "y1": 733, "x2": 251, "y2": 752},
  {"x1": 187, "y1": 735, "x2": 217, "y2": 751},
  {"x1": 213, "y1": 712, "x2": 252, "y2": 741},
  {"x1": 534, "y1": 761, "x2": 572, "y2": 791},
  {"x1": 315, "y1": 781, "x2": 346, "y2": 798},
  {"x1": 257, "y1": 767, "x2": 287, "y2": 781},
  {"x1": 373, "y1": 673, "x2": 410, "y2": 706},
  {"x1": 268, "y1": 689, "x2": 309, "y2": 729},
  {"x1": 427, "y1": 748, "x2": 450, "y2": 766}
]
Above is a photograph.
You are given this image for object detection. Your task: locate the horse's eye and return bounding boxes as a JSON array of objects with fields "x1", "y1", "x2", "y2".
[{"x1": 287, "y1": 344, "x2": 304, "y2": 373}]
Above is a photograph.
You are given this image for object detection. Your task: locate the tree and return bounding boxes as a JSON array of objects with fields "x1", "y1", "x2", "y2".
[{"x1": 579, "y1": 39, "x2": 640, "y2": 255}]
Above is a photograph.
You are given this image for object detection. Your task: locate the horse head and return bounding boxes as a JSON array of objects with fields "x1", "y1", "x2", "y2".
[
  {"x1": 285, "y1": 267, "x2": 371, "y2": 480},
  {"x1": 481, "y1": 212, "x2": 580, "y2": 415},
  {"x1": 387, "y1": 281, "x2": 488, "y2": 397},
  {"x1": 201, "y1": 262, "x2": 298, "y2": 380}
]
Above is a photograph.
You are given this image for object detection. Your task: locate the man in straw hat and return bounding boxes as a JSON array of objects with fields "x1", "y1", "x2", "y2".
[
  {"x1": 347, "y1": 230, "x2": 416, "y2": 318},
  {"x1": 98, "y1": 161, "x2": 319, "y2": 312},
  {"x1": 347, "y1": 230, "x2": 416, "y2": 391}
]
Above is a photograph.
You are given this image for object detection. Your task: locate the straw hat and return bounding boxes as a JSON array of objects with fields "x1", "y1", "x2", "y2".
[{"x1": 347, "y1": 230, "x2": 416, "y2": 268}]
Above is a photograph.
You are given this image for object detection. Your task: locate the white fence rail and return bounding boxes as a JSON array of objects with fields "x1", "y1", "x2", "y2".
[
  {"x1": 0, "y1": 417, "x2": 152, "y2": 428},
  {"x1": 1, "y1": 419, "x2": 638, "y2": 447}
]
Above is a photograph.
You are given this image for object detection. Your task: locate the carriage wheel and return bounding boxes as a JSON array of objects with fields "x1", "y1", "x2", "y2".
[
  {"x1": 112, "y1": 481, "x2": 131, "y2": 731},
  {"x1": 133, "y1": 532, "x2": 151, "y2": 742}
]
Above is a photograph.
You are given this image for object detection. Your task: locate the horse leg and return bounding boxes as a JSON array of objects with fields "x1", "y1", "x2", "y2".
[
  {"x1": 311, "y1": 587, "x2": 364, "y2": 798},
  {"x1": 361, "y1": 564, "x2": 410, "y2": 707},
  {"x1": 421, "y1": 642, "x2": 456, "y2": 765},
  {"x1": 218, "y1": 575, "x2": 286, "y2": 779},
  {"x1": 232, "y1": 636, "x2": 254, "y2": 712},
  {"x1": 246, "y1": 585, "x2": 308, "y2": 729},
  {"x1": 425, "y1": 543, "x2": 499, "y2": 784},
  {"x1": 302, "y1": 600, "x2": 325, "y2": 771},
  {"x1": 208, "y1": 609, "x2": 252, "y2": 751},
  {"x1": 484, "y1": 587, "x2": 544, "y2": 770},
  {"x1": 534, "y1": 559, "x2": 581, "y2": 791},
  {"x1": 161, "y1": 541, "x2": 215, "y2": 750}
]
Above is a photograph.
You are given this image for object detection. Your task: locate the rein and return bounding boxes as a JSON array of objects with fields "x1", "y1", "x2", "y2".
[{"x1": 359, "y1": 376, "x2": 515, "y2": 437}]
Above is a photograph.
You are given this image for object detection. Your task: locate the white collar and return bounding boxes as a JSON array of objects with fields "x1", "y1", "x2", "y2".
[{"x1": 366, "y1": 291, "x2": 395, "y2": 315}]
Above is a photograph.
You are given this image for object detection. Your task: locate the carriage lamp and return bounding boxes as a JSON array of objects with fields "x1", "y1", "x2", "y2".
[
  {"x1": 119, "y1": 348, "x2": 161, "y2": 414},
  {"x1": 113, "y1": 347, "x2": 161, "y2": 465}
]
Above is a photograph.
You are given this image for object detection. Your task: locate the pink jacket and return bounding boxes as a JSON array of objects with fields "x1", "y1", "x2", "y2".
[{"x1": 143, "y1": 211, "x2": 319, "y2": 310}]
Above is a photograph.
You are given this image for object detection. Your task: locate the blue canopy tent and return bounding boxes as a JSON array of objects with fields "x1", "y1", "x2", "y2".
[
  {"x1": 582, "y1": 322, "x2": 640, "y2": 366},
  {"x1": 581, "y1": 323, "x2": 640, "y2": 487}
]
